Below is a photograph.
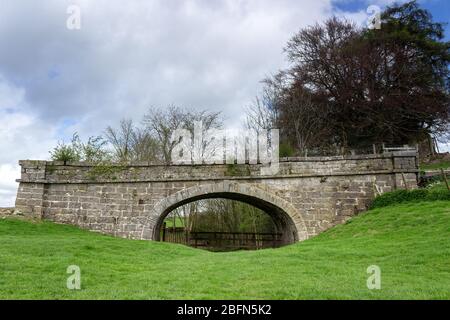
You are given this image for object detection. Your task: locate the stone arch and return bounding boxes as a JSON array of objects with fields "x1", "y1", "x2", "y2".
[{"x1": 141, "y1": 181, "x2": 308, "y2": 245}]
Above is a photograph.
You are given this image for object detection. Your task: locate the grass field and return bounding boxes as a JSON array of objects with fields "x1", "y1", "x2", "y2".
[
  {"x1": 164, "y1": 216, "x2": 185, "y2": 228},
  {"x1": 420, "y1": 160, "x2": 450, "y2": 171},
  {"x1": 1, "y1": 199, "x2": 449, "y2": 299}
]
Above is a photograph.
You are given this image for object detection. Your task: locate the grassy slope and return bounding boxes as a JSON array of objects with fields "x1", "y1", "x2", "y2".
[
  {"x1": 0, "y1": 201, "x2": 449, "y2": 299},
  {"x1": 420, "y1": 160, "x2": 450, "y2": 171}
]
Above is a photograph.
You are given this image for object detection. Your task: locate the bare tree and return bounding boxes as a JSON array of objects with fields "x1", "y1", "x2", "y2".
[
  {"x1": 183, "y1": 110, "x2": 223, "y2": 162},
  {"x1": 245, "y1": 77, "x2": 282, "y2": 133},
  {"x1": 246, "y1": 72, "x2": 332, "y2": 154},
  {"x1": 271, "y1": 78, "x2": 332, "y2": 154},
  {"x1": 143, "y1": 106, "x2": 186, "y2": 164},
  {"x1": 130, "y1": 127, "x2": 160, "y2": 162},
  {"x1": 105, "y1": 119, "x2": 160, "y2": 162},
  {"x1": 105, "y1": 119, "x2": 135, "y2": 162},
  {"x1": 143, "y1": 105, "x2": 223, "y2": 164}
]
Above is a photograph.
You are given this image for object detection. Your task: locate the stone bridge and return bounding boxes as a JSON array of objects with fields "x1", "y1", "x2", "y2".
[{"x1": 15, "y1": 152, "x2": 418, "y2": 245}]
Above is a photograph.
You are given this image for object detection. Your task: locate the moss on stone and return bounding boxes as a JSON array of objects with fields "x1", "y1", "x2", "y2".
[
  {"x1": 87, "y1": 164, "x2": 126, "y2": 181},
  {"x1": 225, "y1": 163, "x2": 251, "y2": 176},
  {"x1": 46, "y1": 165, "x2": 57, "y2": 175}
]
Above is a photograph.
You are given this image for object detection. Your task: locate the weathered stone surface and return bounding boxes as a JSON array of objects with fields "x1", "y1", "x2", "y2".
[
  {"x1": 15, "y1": 152, "x2": 418, "y2": 243},
  {"x1": 0, "y1": 207, "x2": 15, "y2": 217}
]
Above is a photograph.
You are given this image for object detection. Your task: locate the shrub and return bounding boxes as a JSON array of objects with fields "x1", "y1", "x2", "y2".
[
  {"x1": 370, "y1": 186, "x2": 450, "y2": 209},
  {"x1": 427, "y1": 189, "x2": 450, "y2": 201},
  {"x1": 49, "y1": 132, "x2": 110, "y2": 163},
  {"x1": 49, "y1": 143, "x2": 80, "y2": 162}
]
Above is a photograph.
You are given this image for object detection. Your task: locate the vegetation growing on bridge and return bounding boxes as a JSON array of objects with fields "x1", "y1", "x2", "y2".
[
  {"x1": 86, "y1": 163, "x2": 127, "y2": 181},
  {"x1": 224, "y1": 163, "x2": 251, "y2": 177}
]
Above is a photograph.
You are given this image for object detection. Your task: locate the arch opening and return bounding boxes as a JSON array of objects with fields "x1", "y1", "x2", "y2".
[{"x1": 150, "y1": 185, "x2": 303, "y2": 250}]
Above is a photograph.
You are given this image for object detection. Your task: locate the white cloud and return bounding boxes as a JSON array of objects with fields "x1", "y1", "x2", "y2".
[
  {"x1": 0, "y1": 164, "x2": 20, "y2": 207},
  {"x1": 0, "y1": 0, "x2": 377, "y2": 206},
  {"x1": 0, "y1": 76, "x2": 58, "y2": 206}
]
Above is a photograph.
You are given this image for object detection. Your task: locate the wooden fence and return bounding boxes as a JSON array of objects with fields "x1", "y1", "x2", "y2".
[
  {"x1": 188, "y1": 231, "x2": 283, "y2": 250},
  {"x1": 161, "y1": 226, "x2": 189, "y2": 245},
  {"x1": 161, "y1": 226, "x2": 283, "y2": 251}
]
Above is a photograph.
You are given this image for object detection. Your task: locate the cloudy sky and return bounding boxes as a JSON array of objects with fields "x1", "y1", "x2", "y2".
[{"x1": 0, "y1": 0, "x2": 448, "y2": 206}]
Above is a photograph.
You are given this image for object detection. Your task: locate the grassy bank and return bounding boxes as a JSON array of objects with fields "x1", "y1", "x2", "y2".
[
  {"x1": 0, "y1": 200, "x2": 449, "y2": 299},
  {"x1": 420, "y1": 160, "x2": 450, "y2": 171}
]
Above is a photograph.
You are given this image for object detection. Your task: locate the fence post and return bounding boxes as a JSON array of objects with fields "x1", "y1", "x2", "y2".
[
  {"x1": 441, "y1": 168, "x2": 450, "y2": 191},
  {"x1": 162, "y1": 222, "x2": 166, "y2": 242},
  {"x1": 401, "y1": 172, "x2": 408, "y2": 190}
]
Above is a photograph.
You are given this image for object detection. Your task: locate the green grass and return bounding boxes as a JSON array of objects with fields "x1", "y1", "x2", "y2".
[
  {"x1": 164, "y1": 216, "x2": 185, "y2": 228},
  {"x1": 420, "y1": 160, "x2": 450, "y2": 171},
  {"x1": 1, "y1": 200, "x2": 449, "y2": 299}
]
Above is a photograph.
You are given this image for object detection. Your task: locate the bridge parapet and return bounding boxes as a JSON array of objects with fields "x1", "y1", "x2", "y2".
[{"x1": 17, "y1": 152, "x2": 418, "y2": 184}]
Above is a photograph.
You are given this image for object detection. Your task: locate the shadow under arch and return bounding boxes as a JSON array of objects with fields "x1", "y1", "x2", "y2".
[{"x1": 145, "y1": 181, "x2": 308, "y2": 245}]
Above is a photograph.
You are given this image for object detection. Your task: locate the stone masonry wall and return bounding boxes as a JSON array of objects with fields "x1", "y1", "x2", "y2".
[{"x1": 14, "y1": 152, "x2": 418, "y2": 242}]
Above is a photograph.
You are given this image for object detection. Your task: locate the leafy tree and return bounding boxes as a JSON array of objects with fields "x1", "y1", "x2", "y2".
[
  {"x1": 250, "y1": 1, "x2": 449, "y2": 152},
  {"x1": 360, "y1": 0, "x2": 450, "y2": 145}
]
